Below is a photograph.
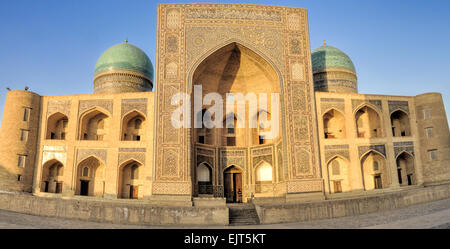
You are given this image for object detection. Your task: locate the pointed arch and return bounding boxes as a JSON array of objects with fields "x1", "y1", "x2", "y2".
[
  {"x1": 396, "y1": 151, "x2": 416, "y2": 186},
  {"x1": 75, "y1": 156, "x2": 105, "y2": 197},
  {"x1": 390, "y1": 109, "x2": 411, "y2": 137},
  {"x1": 118, "y1": 159, "x2": 143, "y2": 199},
  {"x1": 46, "y1": 112, "x2": 68, "y2": 140},
  {"x1": 361, "y1": 150, "x2": 388, "y2": 190},
  {"x1": 323, "y1": 108, "x2": 346, "y2": 139},
  {"x1": 41, "y1": 159, "x2": 64, "y2": 193},
  {"x1": 78, "y1": 107, "x2": 110, "y2": 141},
  {"x1": 355, "y1": 105, "x2": 383, "y2": 138},
  {"x1": 121, "y1": 110, "x2": 146, "y2": 141},
  {"x1": 326, "y1": 156, "x2": 350, "y2": 194}
]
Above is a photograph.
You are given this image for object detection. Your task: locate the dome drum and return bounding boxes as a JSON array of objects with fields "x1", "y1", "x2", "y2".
[
  {"x1": 93, "y1": 42, "x2": 154, "y2": 94},
  {"x1": 311, "y1": 44, "x2": 358, "y2": 93}
]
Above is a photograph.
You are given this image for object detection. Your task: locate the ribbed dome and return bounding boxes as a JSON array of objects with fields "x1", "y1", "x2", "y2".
[
  {"x1": 311, "y1": 45, "x2": 355, "y2": 73},
  {"x1": 94, "y1": 42, "x2": 154, "y2": 80}
]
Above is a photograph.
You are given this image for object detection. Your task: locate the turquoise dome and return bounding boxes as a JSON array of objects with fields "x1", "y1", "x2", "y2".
[
  {"x1": 94, "y1": 42, "x2": 154, "y2": 80},
  {"x1": 311, "y1": 45, "x2": 355, "y2": 73}
]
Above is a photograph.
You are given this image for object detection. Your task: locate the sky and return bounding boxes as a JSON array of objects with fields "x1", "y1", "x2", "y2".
[{"x1": 0, "y1": 0, "x2": 449, "y2": 124}]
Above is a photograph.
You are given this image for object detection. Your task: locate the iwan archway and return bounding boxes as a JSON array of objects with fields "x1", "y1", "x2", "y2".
[{"x1": 190, "y1": 42, "x2": 283, "y2": 202}]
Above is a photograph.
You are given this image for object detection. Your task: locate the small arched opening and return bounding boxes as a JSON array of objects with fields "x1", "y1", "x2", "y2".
[
  {"x1": 355, "y1": 106, "x2": 382, "y2": 138},
  {"x1": 41, "y1": 159, "x2": 64, "y2": 193},
  {"x1": 79, "y1": 109, "x2": 109, "y2": 141},
  {"x1": 122, "y1": 111, "x2": 146, "y2": 141},
  {"x1": 396, "y1": 152, "x2": 415, "y2": 186},
  {"x1": 391, "y1": 110, "x2": 411, "y2": 137},
  {"x1": 323, "y1": 109, "x2": 346, "y2": 139},
  {"x1": 46, "y1": 112, "x2": 68, "y2": 140}
]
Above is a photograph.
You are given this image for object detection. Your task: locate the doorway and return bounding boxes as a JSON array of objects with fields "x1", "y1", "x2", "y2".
[
  {"x1": 129, "y1": 185, "x2": 138, "y2": 199},
  {"x1": 80, "y1": 180, "x2": 89, "y2": 196},
  {"x1": 55, "y1": 182, "x2": 62, "y2": 193},
  {"x1": 374, "y1": 174, "x2": 382, "y2": 189},
  {"x1": 224, "y1": 166, "x2": 243, "y2": 203}
]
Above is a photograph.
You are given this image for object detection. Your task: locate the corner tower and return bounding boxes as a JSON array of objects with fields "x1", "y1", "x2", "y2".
[
  {"x1": 311, "y1": 42, "x2": 357, "y2": 93},
  {"x1": 93, "y1": 41, "x2": 154, "y2": 94}
]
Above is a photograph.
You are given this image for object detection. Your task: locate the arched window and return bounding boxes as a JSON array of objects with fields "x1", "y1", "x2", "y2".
[
  {"x1": 331, "y1": 160, "x2": 340, "y2": 175},
  {"x1": 82, "y1": 167, "x2": 89, "y2": 177},
  {"x1": 131, "y1": 164, "x2": 139, "y2": 179},
  {"x1": 134, "y1": 119, "x2": 142, "y2": 129}
]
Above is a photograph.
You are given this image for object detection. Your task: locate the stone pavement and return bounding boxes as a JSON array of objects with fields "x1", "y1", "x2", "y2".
[{"x1": 0, "y1": 198, "x2": 449, "y2": 229}]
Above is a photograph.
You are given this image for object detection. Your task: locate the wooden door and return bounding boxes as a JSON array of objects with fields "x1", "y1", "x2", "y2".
[
  {"x1": 56, "y1": 182, "x2": 63, "y2": 193},
  {"x1": 80, "y1": 180, "x2": 89, "y2": 196},
  {"x1": 130, "y1": 185, "x2": 139, "y2": 199},
  {"x1": 234, "y1": 173, "x2": 242, "y2": 203},
  {"x1": 224, "y1": 173, "x2": 233, "y2": 202},
  {"x1": 374, "y1": 175, "x2": 382, "y2": 189},
  {"x1": 333, "y1": 181, "x2": 342, "y2": 193}
]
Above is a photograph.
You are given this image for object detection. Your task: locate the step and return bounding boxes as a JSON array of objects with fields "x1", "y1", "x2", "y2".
[{"x1": 228, "y1": 204, "x2": 260, "y2": 225}]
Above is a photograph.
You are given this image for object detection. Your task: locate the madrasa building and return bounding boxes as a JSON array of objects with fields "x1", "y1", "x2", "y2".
[{"x1": 1, "y1": 3, "x2": 449, "y2": 209}]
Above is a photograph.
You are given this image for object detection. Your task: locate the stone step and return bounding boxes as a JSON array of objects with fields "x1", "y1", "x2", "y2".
[{"x1": 228, "y1": 205, "x2": 260, "y2": 225}]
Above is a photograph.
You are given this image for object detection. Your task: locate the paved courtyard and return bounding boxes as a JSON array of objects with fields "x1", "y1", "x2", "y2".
[{"x1": 0, "y1": 198, "x2": 449, "y2": 229}]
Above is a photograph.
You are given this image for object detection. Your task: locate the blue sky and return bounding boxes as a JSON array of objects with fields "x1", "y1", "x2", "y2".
[{"x1": 0, "y1": 0, "x2": 449, "y2": 123}]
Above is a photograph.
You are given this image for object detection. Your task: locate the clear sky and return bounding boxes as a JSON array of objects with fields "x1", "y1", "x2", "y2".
[{"x1": 0, "y1": 0, "x2": 449, "y2": 123}]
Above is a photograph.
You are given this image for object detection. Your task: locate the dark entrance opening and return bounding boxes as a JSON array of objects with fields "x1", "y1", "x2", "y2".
[
  {"x1": 44, "y1": 181, "x2": 49, "y2": 192},
  {"x1": 56, "y1": 182, "x2": 62, "y2": 193},
  {"x1": 80, "y1": 180, "x2": 89, "y2": 196},
  {"x1": 374, "y1": 174, "x2": 382, "y2": 189},
  {"x1": 224, "y1": 166, "x2": 243, "y2": 203}
]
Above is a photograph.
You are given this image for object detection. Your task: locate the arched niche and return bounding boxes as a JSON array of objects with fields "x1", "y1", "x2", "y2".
[
  {"x1": 396, "y1": 152, "x2": 415, "y2": 186},
  {"x1": 361, "y1": 151, "x2": 388, "y2": 190},
  {"x1": 327, "y1": 157, "x2": 350, "y2": 193},
  {"x1": 46, "y1": 112, "x2": 68, "y2": 140},
  {"x1": 40, "y1": 159, "x2": 64, "y2": 193},
  {"x1": 79, "y1": 109, "x2": 109, "y2": 141},
  {"x1": 323, "y1": 109, "x2": 346, "y2": 139},
  {"x1": 118, "y1": 160, "x2": 143, "y2": 199},
  {"x1": 252, "y1": 110, "x2": 275, "y2": 145},
  {"x1": 391, "y1": 110, "x2": 411, "y2": 137},
  {"x1": 197, "y1": 163, "x2": 213, "y2": 195},
  {"x1": 255, "y1": 161, "x2": 273, "y2": 194},
  {"x1": 75, "y1": 156, "x2": 105, "y2": 197},
  {"x1": 355, "y1": 106, "x2": 382, "y2": 138},
  {"x1": 122, "y1": 110, "x2": 146, "y2": 141}
]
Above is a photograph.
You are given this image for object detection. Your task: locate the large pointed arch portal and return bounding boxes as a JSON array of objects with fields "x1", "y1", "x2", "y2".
[{"x1": 153, "y1": 4, "x2": 321, "y2": 202}]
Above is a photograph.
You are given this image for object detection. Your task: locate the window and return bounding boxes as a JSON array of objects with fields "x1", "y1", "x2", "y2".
[
  {"x1": 20, "y1": 129, "x2": 29, "y2": 142},
  {"x1": 426, "y1": 127, "x2": 433, "y2": 138},
  {"x1": 82, "y1": 167, "x2": 89, "y2": 177},
  {"x1": 259, "y1": 136, "x2": 265, "y2": 145},
  {"x1": 131, "y1": 165, "x2": 139, "y2": 179},
  {"x1": 198, "y1": 135, "x2": 205, "y2": 144},
  {"x1": 428, "y1": 149, "x2": 438, "y2": 161},
  {"x1": 135, "y1": 135, "x2": 141, "y2": 141},
  {"x1": 17, "y1": 155, "x2": 27, "y2": 168},
  {"x1": 134, "y1": 119, "x2": 142, "y2": 129},
  {"x1": 423, "y1": 109, "x2": 431, "y2": 119},
  {"x1": 331, "y1": 160, "x2": 340, "y2": 175},
  {"x1": 17, "y1": 175, "x2": 22, "y2": 181},
  {"x1": 23, "y1": 107, "x2": 31, "y2": 121},
  {"x1": 227, "y1": 137, "x2": 236, "y2": 146},
  {"x1": 227, "y1": 127, "x2": 235, "y2": 134},
  {"x1": 373, "y1": 161, "x2": 379, "y2": 171}
]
